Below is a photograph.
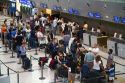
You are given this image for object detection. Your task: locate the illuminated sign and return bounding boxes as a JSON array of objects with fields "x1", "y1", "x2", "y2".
[
  {"x1": 113, "y1": 16, "x2": 120, "y2": 23},
  {"x1": 88, "y1": 12, "x2": 102, "y2": 19},
  {"x1": 121, "y1": 17, "x2": 125, "y2": 23},
  {"x1": 52, "y1": 5, "x2": 62, "y2": 11},
  {"x1": 68, "y1": 8, "x2": 79, "y2": 15},
  {"x1": 40, "y1": 3, "x2": 48, "y2": 8}
]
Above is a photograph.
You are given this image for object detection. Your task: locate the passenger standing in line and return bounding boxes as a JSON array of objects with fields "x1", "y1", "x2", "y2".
[
  {"x1": 84, "y1": 48, "x2": 95, "y2": 70},
  {"x1": 66, "y1": 57, "x2": 77, "y2": 83},
  {"x1": 36, "y1": 27, "x2": 44, "y2": 49},
  {"x1": 63, "y1": 32, "x2": 71, "y2": 53},
  {"x1": 15, "y1": 10, "x2": 20, "y2": 22},
  {"x1": 26, "y1": 22, "x2": 31, "y2": 50},
  {"x1": 93, "y1": 55, "x2": 103, "y2": 72},
  {"x1": 15, "y1": 32, "x2": 24, "y2": 64},
  {"x1": 52, "y1": 17, "x2": 58, "y2": 35},
  {"x1": 83, "y1": 21, "x2": 88, "y2": 31},
  {"x1": 70, "y1": 39, "x2": 78, "y2": 61},
  {"x1": 107, "y1": 49, "x2": 114, "y2": 69},
  {"x1": 92, "y1": 44, "x2": 100, "y2": 56},
  {"x1": 1, "y1": 24, "x2": 7, "y2": 44},
  {"x1": 19, "y1": 42, "x2": 27, "y2": 67}
]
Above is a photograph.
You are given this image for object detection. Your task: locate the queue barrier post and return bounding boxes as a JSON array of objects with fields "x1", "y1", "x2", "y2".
[
  {"x1": 0, "y1": 62, "x2": 3, "y2": 76},
  {"x1": 39, "y1": 62, "x2": 45, "y2": 80},
  {"x1": 28, "y1": 56, "x2": 34, "y2": 72},
  {"x1": 10, "y1": 40, "x2": 15, "y2": 58}
]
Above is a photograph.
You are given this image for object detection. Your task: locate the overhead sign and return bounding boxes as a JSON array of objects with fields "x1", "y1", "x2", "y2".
[
  {"x1": 19, "y1": 0, "x2": 32, "y2": 7},
  {"x1": 40, "y1": 3, "x2": 48, "y2": 8},
  {"x1": 88, "y1": 11, "x2": 102, "y2": 19},
  {"x1": 52, "y1": 5, "x2": 62, "y2": 11},
  {"x1": 68, "y1": 8, "x2": 79, "y2": 15}
]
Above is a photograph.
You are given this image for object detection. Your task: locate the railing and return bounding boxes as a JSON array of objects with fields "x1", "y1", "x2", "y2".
[{"x1": 0, "y1": 60, "x2": 20, "y2": 83}]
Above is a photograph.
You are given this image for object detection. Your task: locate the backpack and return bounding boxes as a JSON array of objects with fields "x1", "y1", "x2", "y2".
[
  {"x1": 38, "y1": 57, "x2": 48, "y2": 67},
  {"x1": 49, "y1": 59, "x2": 58, "y2": 70}
]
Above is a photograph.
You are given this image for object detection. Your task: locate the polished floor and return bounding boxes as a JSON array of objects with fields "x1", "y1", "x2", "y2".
[{"x1": 0, "y1": 16, "x2": 125, "y2": 83}]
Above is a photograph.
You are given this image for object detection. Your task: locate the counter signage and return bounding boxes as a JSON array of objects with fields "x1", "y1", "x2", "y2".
[
  {"x1": 121, "y1": 17, "x2": 125, "y2": 23},
  {"x1": 88, "y1": 12, "x2": 101, "y2": 19},
  {"x1": 40, "y1": 3, "x2": 47, "y2": 8}
]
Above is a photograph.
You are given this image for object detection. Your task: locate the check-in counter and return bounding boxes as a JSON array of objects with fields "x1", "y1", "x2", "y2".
[
  {"x1": 107, "y1": 38, "x2": 125, "y2": 58},
  {"x1": 83, "y1": 32, "x2": 108, "y2": 48},
  {"x1": 117, "y1": 39, "x2": 125, "y2": 58},
  {"x1": 107, "y1": 38, "x2": 118, "y2": 56},
  {"x1": 83, "y1": 32, "x2": 91, "y2": 46},
  {"x1": 89, "y1": 32, "x2": 108, "y2": 47}
]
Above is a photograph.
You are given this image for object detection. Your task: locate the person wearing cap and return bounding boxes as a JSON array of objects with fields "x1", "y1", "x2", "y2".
[{"x1": 84, "y1": 48, "x2": 95, "y2": 70}]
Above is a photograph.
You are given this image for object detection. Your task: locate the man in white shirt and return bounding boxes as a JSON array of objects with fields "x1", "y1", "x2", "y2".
[
  {"x1": 15, "y1": 10, "x2": 20, "y2": 22},
  {"x1": 52, "y1": 18, "x2": 58, "y2": 35},
  {"x1": 92, "y1": 44, "x2": 100, "y2": 56}
]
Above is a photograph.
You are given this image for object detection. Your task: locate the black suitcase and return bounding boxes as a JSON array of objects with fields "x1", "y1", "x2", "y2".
[{"x1": 23, "y1": 57, "x2": 31, "y2": 70}]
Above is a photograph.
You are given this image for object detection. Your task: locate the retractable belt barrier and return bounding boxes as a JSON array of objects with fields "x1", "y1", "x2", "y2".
[{"x1": 0, "y1": 60, "x2": 20, "y2": 83}]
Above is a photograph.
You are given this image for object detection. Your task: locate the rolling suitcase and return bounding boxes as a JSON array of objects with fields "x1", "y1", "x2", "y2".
[{"x1": 23, "y1": 57, "x2": 31, "y2": 70}]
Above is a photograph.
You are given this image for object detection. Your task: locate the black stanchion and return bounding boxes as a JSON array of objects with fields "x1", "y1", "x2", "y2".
[
  {"x1": 50, "y1": 70, "x2": 56, "y2": 83},
  {"x1": 39, "y1": 62, "x2": 45, "y2": 80},
  {"x1": 7, "y1": 67, "x2": 9, "y2": 76},
  {"x1": 17, "y1": 72, "x2": 19, "y2": 83},
  {"x1": 28, "y1": 56, "x2": 34, "y2": 72},
  {"x1": 4, "y1": 33, "x2": 8, "y2": 53},
  {"x1": 34, "y1": 41, "x2": 38, "y2": 55},
  {"x1": 4, "y1": 43, "x2": 8, "y2": 53},
  {"x1": 0, "y1": 63, "x2": 3, "y2": 76},
  {"x1": 10, "y1": 41, "x2": 15, "y2": 58}
]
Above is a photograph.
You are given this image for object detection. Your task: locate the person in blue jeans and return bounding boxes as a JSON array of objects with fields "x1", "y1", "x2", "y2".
[
  {"x1": 70, "y1": 39, "x2": 77, "y2": 61},
  {"x1": 19, "y1": 42, "x2": 27, "y2": 67}
]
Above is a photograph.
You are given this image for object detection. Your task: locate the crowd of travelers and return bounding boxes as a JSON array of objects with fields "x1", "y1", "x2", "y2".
[{"x1": 1, "y1": 12, "x2": 115, "y2": 83}]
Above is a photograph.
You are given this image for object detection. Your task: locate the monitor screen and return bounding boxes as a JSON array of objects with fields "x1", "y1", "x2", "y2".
[
  {"x1": 88, "y1": 12, "x2": 94, "y2": 17},
  {"x1": 113, "y1": 16, "x2": 120, "y2": 23}
]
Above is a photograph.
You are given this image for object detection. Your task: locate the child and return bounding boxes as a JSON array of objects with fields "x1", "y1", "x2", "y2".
[{"x1": 107, "y1": 64, "x2": 115, "y2": 83}]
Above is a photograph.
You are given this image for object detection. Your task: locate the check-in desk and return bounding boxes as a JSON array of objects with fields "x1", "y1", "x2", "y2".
[
  {"x1": 89, "y1": 32, "x2": 108, "y2": 47},
  {"x1": 83, "y1": 32, "x2": 108, "y2": 47},
  {"x1": 107, "y1": 38, "x2": 118, "y2": 56},
  {"x1": 107, "y1": 38, "x2": 125, "y2": 58},
  {"x1": 117, "y1": 39, "x2": 125, "y2": 58},
  {"x1": 83, "y1": 32, "x2": 91, "y2": 46}
]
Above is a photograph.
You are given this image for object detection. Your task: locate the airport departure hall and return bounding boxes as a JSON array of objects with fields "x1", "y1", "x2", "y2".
[{"x1": 0, "y1": 0, "x2": 125, "y2": 83}]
